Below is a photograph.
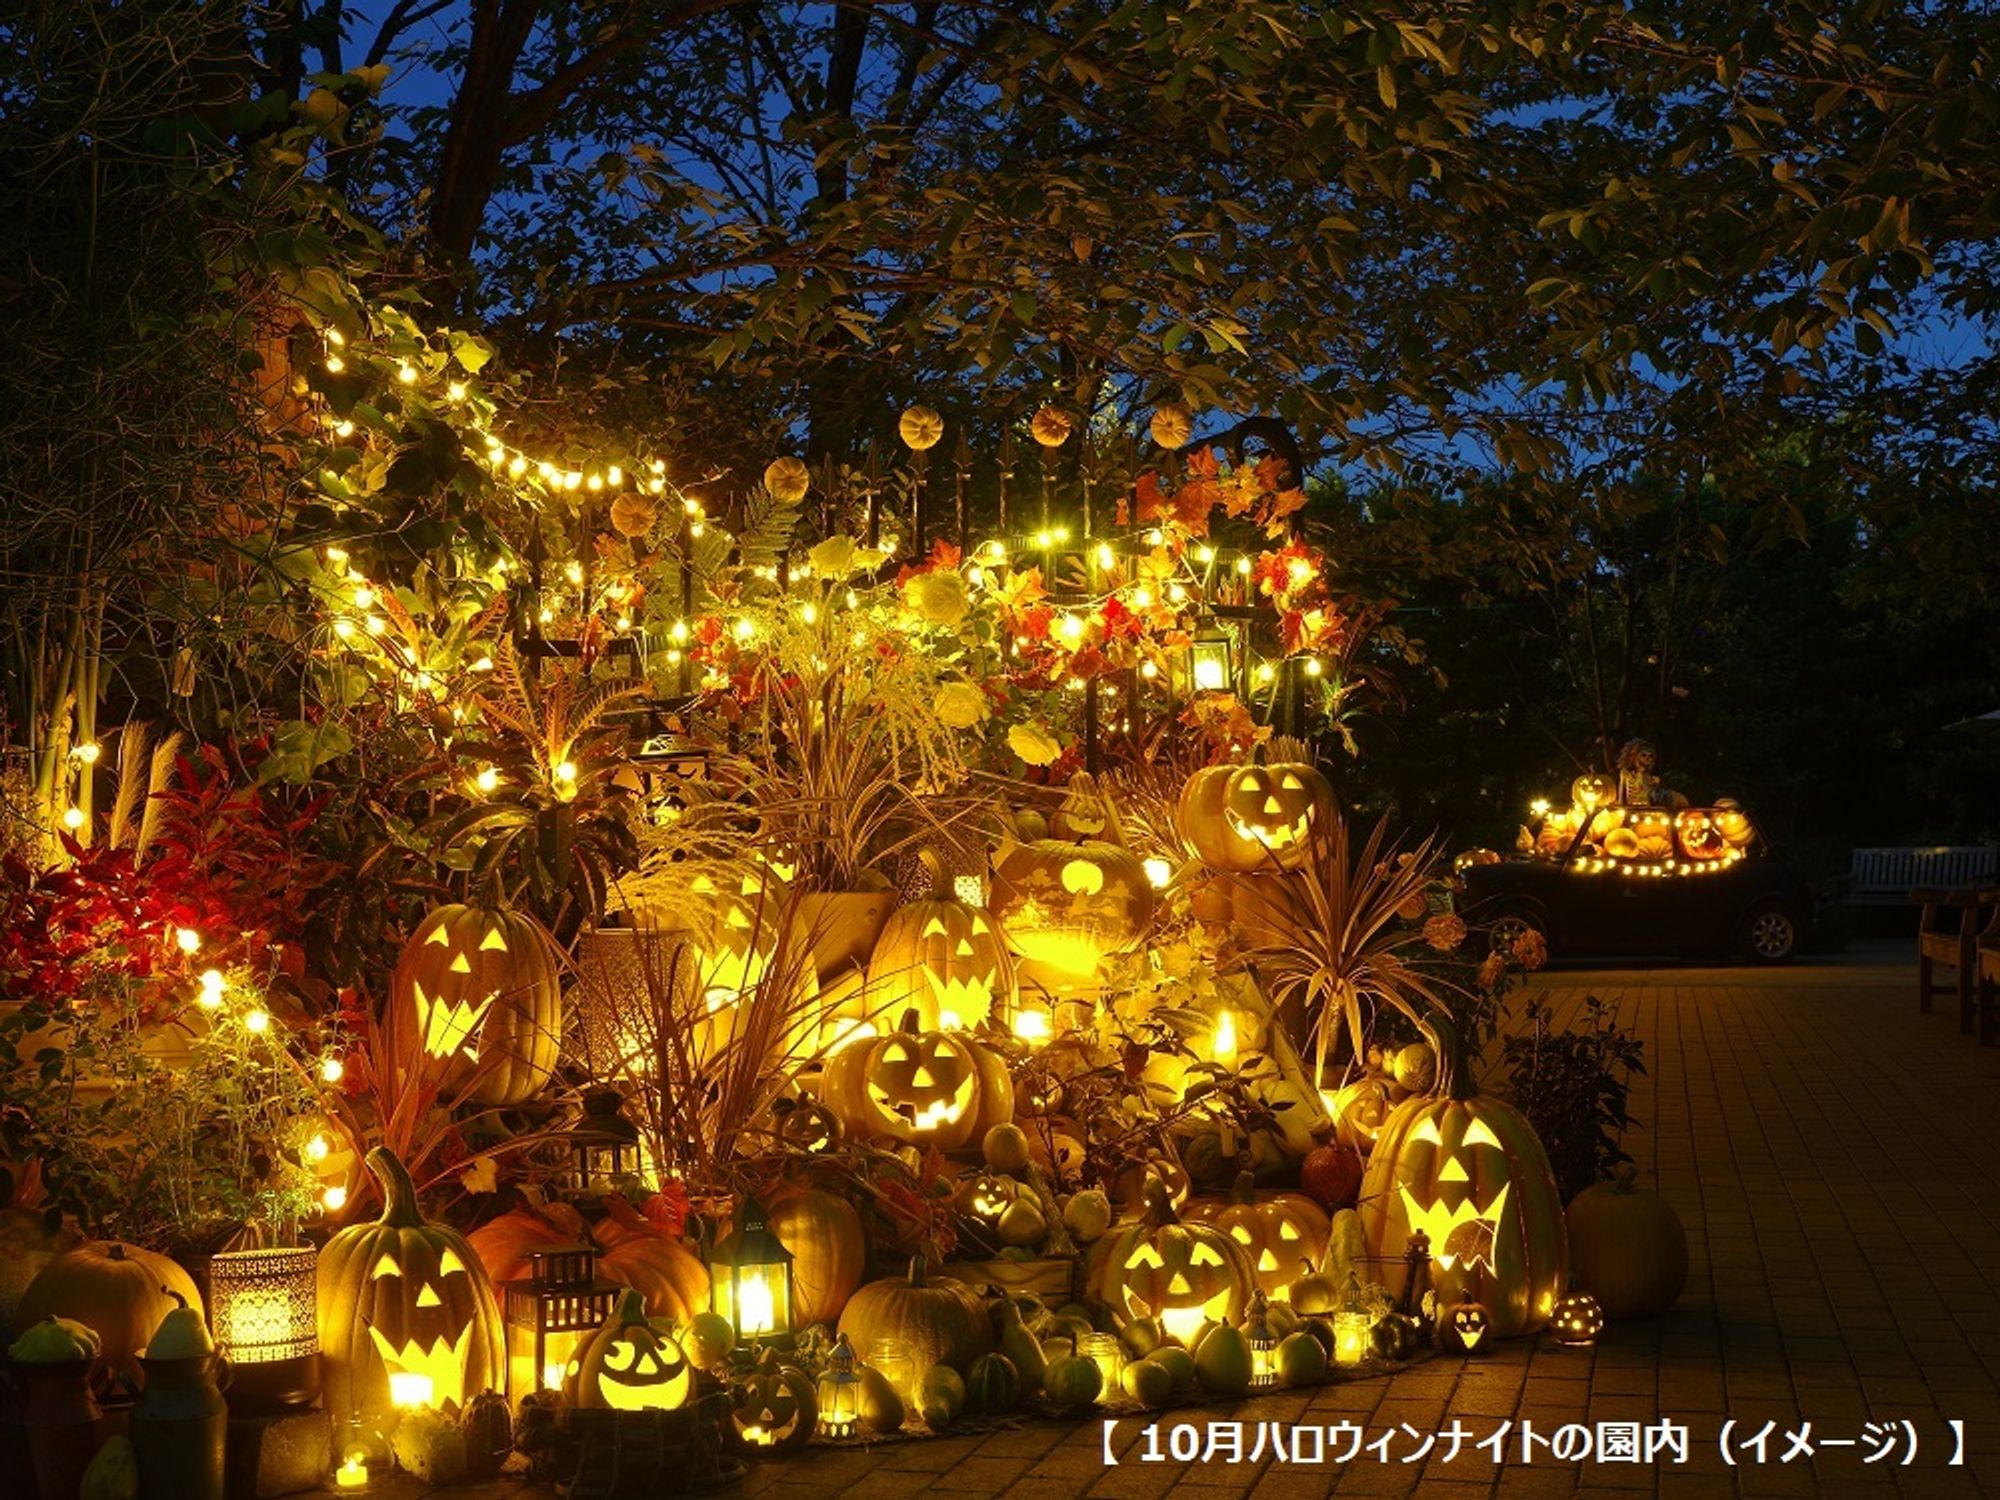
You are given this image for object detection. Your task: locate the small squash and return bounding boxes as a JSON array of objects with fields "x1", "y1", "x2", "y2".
[
  {"x1": 962, "y1": 1351, "x2": 1020, "y2": 1416},
  {"x1": 1192, "y1": 1323, "x2": 1252, "y2": 1396},
  {"x1": 15, "y1": 1242, "x2": 200, "y2": 1380},
  {"x1": 1040, "y1": 1337, "x2": 1102, "y2": 1411}
]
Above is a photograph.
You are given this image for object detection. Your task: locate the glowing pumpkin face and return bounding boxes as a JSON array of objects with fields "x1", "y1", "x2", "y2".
[
  {"x1": 1183, "y1": 1173, "x2": 1331, "y2": 1300},
  {"x1": 390, "y1": 905, "x2": 561, "y2": 1106},
  {"x1": 817, "y1": 1017, "x2": 1014, "y2": 1150},
  {"x1": 726, "y1": 1350, "x2": 816, "y2": 1453},
  {"x1": 989, "y1": 841, "x2": 1155, "y2": 984},
  {"x1": 955, "y1": 1171, "x2": 1022, "y2": 1227},
  {"x1": 565, "y1": 1290, "x2": 691, "y2": 1412},
  {"x1": 1357, "y1": 1023, "x2": 1567, "y2": 1340},
  {"x1": 866, "y1": 893, "x2": 1015, "y2": 1031},
  {"x1": 1088, "y1": 1188, "x2": 1254, "y2": 1344},
  {"x1": 1570, "y1": 775, "x2": 1614, "y2": 810},
  {"x1": 1439, "y1": 1299, "x2": 1492, "y2": 1354},
  {"x1": 317, "y1": 1149, "x2": 504, "y2": 1422},
  {"x1": 1221, "y1": 763, "x2": 1334, "y2": 857},
  {"x1": 1675, "y1": 809, "x2": 1727, "y2": 861}
]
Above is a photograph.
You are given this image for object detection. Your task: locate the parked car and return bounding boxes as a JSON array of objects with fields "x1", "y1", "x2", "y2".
[{"x1": 1455, "y1": 809, "x2": 1813, "y2": 963}]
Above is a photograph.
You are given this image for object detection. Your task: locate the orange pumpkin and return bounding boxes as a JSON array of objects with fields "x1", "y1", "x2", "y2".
[
  {"x1": 589, "y1": 1198, "x2": 710, "y2": 1322},
  {"x1": 1184, "y1": 1172, "x2": 1331, "y2": 1300},
  {"x1": 15, "y1": 1242, "x2": 202, "y2": 1379},
  {"x1": 766, "y1": 1187, "x2": 867, "y2": 1328},
  {"x1": 390, "y1": 904, "x2": 562, "y2": 1106},
  {"x1": 468, "y1": 1202, "x2": 592, "y2": 1286}
]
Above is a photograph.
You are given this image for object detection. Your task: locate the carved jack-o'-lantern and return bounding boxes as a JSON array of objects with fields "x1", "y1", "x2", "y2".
[
  {"x1": 1549, "y1": 1290, "x2": 1603, "y2": 1346},
  {"x1": 864, "y1": 854, "x2": 1015, "y2": 1030},
  {"x1": 1674, "y1": 809, "x2": 1727, "y2": 861},
  {"x1": 391, "y1": 905, "x2": 561, "y2": 1106},
  {"x1": 1570, "y1": 775, "x2": 1614, "y2": 811},
  {"x1": 1358, "y1": 1018, "x2": 1567, "y2": 1339},
  {"x1": 1087, "y1": 1184, "x2": 1254, "y2": 1344},
  {"x1": 1183, "y1": 1172, "x2": 1331, "y2": 1300},
  {"x1": 990, "y1": 775, "x2": 1156, "y2": 983},
  {"x1": 1438, "y1": 1299, "x2": 1492, "y2": 1354},
  {"x1": 817, "y1": 1013, "x2": 1014, "y2": 1149},
  {"x1": 565, "y1": 1289, "x2": 692, "y2": 1412},
  {"x1": 318, "y1": 1148, "x2": 504, "y2": 1421},
  {"x1": 1712, "y1": 799, "x2": 1754, "y2": 847},
  {"x1": 726, "y1": 1346, "x2": 816, "y2": 1453},
  {"x1": 1179, "y1": 760, "x2": 1333, "y2": 873},
  {"x1": 954, "y1": 1171, "x2": 1023, "y2": 1228}
]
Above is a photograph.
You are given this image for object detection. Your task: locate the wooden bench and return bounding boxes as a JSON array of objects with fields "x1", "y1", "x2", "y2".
[
  {"x1": 1916, "y1": 888, "x2": 2000, "y2": 1036},
  {"x1": 1851, "y1": 845, "x2": 1998, "y2": 903},
  {"x1": 1979, "y1": 926, "x2": 2000, "y2": 1047}
]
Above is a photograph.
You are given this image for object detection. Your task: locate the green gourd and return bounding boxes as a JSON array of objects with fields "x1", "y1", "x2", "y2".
[
  {"x1": 460, "y1": 1390, "x2": 513, "y2": 1478},
  {"x1": 858, "y1": 1366, "x2": 905, "y2": 1434},
  {"x1": 919, "y1": 1365, "x2": 965, "y2": 1430},
  {"x1": 1275, "y1": 1331, "x2": 1327, "y2": 1386},
  {"x1": 1120, "y1": 1358, "x2": 1174, "y2": 1408},
  {"x1": 1326, "y1": 1209, "x2": 1365, "y2": 1286},
  {"x1": 1147, "y1": 1344, "x2": 1195, "y2": 1396},
  {"x1": 82, "y1": 1436, "x2": 139, "y2": 1500},
  {"x1": 1193, "y1": 1324, "x2": 1252, "y2": 1396},
  {"x1": 963, "y1": 1352, "x2": 1020, "y2": 1416},
  {"x1": 390, "y1": 1408, "x2": 467, "y2": 1485},
  {"x1": 994, "y1": 1298, "x2": 1046, "y2": 1393},
  {"x1": 1117, "y1": 1316, "x2": 1162, "y2": 1360},
  {"x1": 1288, "y1": 1256, "x2": 1337, "y2": 1314},
  {"x1": 1040, "y1": 1337, "x2": 1103, "y2": 1411}
]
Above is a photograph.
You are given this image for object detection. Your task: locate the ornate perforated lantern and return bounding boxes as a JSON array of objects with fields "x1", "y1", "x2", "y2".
[
  {"x1": 569, "y1": 1087, "x2": 642, "y2": 1193},
  {"x1": 708, "y1": 1197, "x2": 794, "y2": 1345},
  {"x1": 209, "y1": 1246, "x2": 321, "y2": 1413},
  {"x1": 815, "y1": 1333, "x2": 863, "y2": 1438}
]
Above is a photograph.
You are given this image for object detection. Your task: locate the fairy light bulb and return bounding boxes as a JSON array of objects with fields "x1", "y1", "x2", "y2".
[
  {"x1": 320, "y1": 1057, "x2": 344, "y2": 1083},
  {"x1": 397, "y1": 362, "x2": 416, "y2": 384},
  {"x1": 1236, "y1": 557, "x2": 1253, "y2": 575},
  {"x1": 306, "y1": 1134, "x2": 330, "y2": 1163},
  {"x1": 607, "y1": 465, "x2": 623, "y2": 486},
  {"x1": 244, "y1": 1009, "x2": 270, "y2": 1034},
  {"x1": 176, "y1": 927, "x2": 201, "y2": 955},
  {"x1": 563, "y1": 560, "x2": 583, "y2": 585},
  {"x1": 324, "y1": 354, "x2": 345, "y2": 373},
  {"x1": 364, "y1": 615, "x2": 386, "y2": 636},
  {"x1": 1196, "y1": 545, "x2": 1215, "y2": 564},
  {"x1": 322, "y1": 1186, "x2": 347, "y2": 1213},
  {"x1": 1095, "y1": 543, "x2": 1116, "y2": 570},
  {"x1": 352, "y1": 585, "x2": 374, "y2": 609},
  {"x1": 1059, "y1": 614, "x2": 1084, "y2": 644},
  {"x1": 333, "y1": 619, "x2": 354, "y2": 640},
  {"x1": 733, "y1": 618, "x2": 754, "y2": 642},
  {"x1": 1304, "y1": 657, "x2": 1323, "y2": 677},
  {"x1": 508, "y1": 455, "x2": 527, "y2": 477},
  {"x1": 1140, "y1": 660, "x2": 1159, "y2": 679},
  {"x1": 586, "y1": 473, "x2": 603, "y2": 491},
  {"x1": 474, "y1": 767, "x2": 500, "y2": 794},
  {"x1": 198, "y1": 969, "x2": 226, "y2": 1008},
  {"x1": 564, "y1": 471, "x2": 582, "y2": 491},
  {"x1": 800, "y1": 602, "x2": 818, "y2": 625},
  {"x1": 553, "y1": 760, "x2": 578, "y2": 787},
  {"x1": 447, "y1": 381, "x2": 467, "y2": 401},
  {"x1": 61, "y1": 807, "x2": 84, "y2": 830},
  {"x1": 333, "y1": 419, "x2": 355, "y2": 438}
]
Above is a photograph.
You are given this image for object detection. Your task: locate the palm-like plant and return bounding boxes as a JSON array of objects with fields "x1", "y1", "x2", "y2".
[{"x1": 1220, "y1": 810, "x2": 1462, "y2": 1086}]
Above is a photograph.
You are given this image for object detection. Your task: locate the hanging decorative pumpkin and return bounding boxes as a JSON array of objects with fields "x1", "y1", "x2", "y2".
[
  {"x1": 836, "y1": 1259, "x2": 992, "y2": 1374},
  {"x1": 1300, "y1": 1135, "x2": 1364, "y2": 1210},
  {"x1": 608, "y1": 491, "x2": 657, "y2": 538},
  {"x1": 863, "y1": 852, "x2": 1016, "y2": 1031},
  {"x1": 765, "y1": 1186, "x2": 867, "y2": 1329},
  {"x1": 763, "y1": 456, "x2": 812, "y2": 504},
  {"x1": 817, "y1": 1013, "x2": 1013, "y2": 1149},
  {"x1": 898, "y1": 405, "x2": 945, "y2": 451},
  {"x1": 1184, "y1": 1173, "x2": 1331, "y2": 1301},
  {"x1": 390, "y1": 903, "x2": 562, "y2": 1106},
  {"x1": 1086, "y1": 1183, "x2": 1254, "y2": 1344},
  {"x1": 15, "y1": 1241, "x2": 202, "y2": 1380},
  {"x1": 1438, "y1": 1299, "x2": 1492, "y2": 1355},
  {"x1": 1150, "y1": 402, "x2": 1193, "y2": 450},
  {"x1": 1357, "y1": 1017, "x2": 1567, "y2": 1340},
  {"x1": 726, "y1": 1346, "x2": 816, "y2": 1454},
  {"x1": 564, "y1": 1289, "x2": 692, "y2": 1412},
  {"x1": 589, "y1": 1198, "x2": 711, "y2": 1322},
  {"x1": 1564, "y1": 1163, "x2": 1687, "y2": 1319},
  {"x1": 989, "y1": 775, "x2": 1156, "y2": 985},
  {"x1": 1675, "y1": 808, "x2": 1728, "y2": 861},
  {"x1": 318, "y1": 1148, "x2": 504, "y2": 1422},
  {"x1": 1029, "y1": 406, "x2": 1073, "y2": 447}
]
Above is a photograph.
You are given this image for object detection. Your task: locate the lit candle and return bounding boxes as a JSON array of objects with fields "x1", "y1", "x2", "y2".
[
  {"x1": 1211, "y1": 1009, "x2": 1237, "y2": 1065},
  {"x1": 736, "y1": 1271, "x2": 775, "y2": 1338},
  {"x1": 334, "y1": 1455, "x2": 369, "y2": 1489},
  {"x1": 387, "y1": 1372, "x2": 433, "y2": 1409}
]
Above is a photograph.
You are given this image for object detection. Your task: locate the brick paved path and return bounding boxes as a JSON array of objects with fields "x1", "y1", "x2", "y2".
[
  {"x1": 349, "y1": 952, "x2": 2000, "y2": 1498},
  {"x1": 739, "y1": 952, "x2": 2000, "y2": 1500}
]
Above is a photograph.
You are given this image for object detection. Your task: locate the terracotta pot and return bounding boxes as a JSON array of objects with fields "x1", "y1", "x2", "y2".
[{"x1": 789, "y1": 891, "x2": 895, "y2": 986}]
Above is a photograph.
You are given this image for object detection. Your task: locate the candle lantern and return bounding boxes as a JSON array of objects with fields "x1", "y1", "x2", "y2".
[
  {"x1": 332, "y1": 1452, "x2": 371, "y2": 1490},
  {"x1": 815, "y1": 1333, "x2": 862, "y2": 1438},
  {"x1": 1181, "y1": 618, "x2": 1236, "y2": 696},
  {"x1": 569, "y1": 1086, "x2": 642, "y2": 1193},
  {"x1": 208, "y1": 1246, "x2": 321, "y2": 1413},
  {"x1": 707, "y1": 1197, "x2": 794, "y2": 1345},
  {"x1": 500, "y1": 1244, "x2": 621, "y2": 1404},
  {"x1": 1333, "y1": 1272, "x2": 1373, "y2": 1368},
  {"x1": 1076, "y1": 1332, "x2": 1125, "y2": 1395},
  {"x1": 1242, "y1": 1292, "x2": 1280, "y2": 1390}
]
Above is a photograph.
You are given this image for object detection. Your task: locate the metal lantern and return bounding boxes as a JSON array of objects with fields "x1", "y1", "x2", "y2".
[
  {"x1": 707, "y1": 1197, "x2": 794, "y2": 1345},
  {"x1": 208, "y1": 1246, "x2": 320, "y2": 1413},
  {"x1": 1242, "y1": 1291, "x2": 1280, "y2": 1390},
  {"x1": 1184, "y1": 618, "x2": 1235, "y2": 695},
  {"x1": 815, "y1": 1333, "x2": 862, "y2": 1438},
  {"x1": 1333, "y1": 1272, "x2": 1373, "y2": 1369},
  {"x1": 570, "y1": 1086, "x2": 642, "y2": 1193},
  {"x1": 1398, "y1": 1229, "x2": 1437, "y2": 1346},
  {"x1": 500, "y1": 1244, "x2": 621, "y2": 1403}
]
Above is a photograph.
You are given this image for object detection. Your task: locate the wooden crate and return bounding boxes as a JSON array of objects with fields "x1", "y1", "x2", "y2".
[{"x1": 939, "y1": 1256, "x2": 1077, "y2": 1302}]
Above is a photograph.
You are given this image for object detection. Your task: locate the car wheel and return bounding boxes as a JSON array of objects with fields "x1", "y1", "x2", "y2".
[
  {"x1": 1486, "y1": 909, "x2": 1547, "y2": 959},
  {"x1": 1742, "y1": 904, "x2": 1800, "y2": 964}
]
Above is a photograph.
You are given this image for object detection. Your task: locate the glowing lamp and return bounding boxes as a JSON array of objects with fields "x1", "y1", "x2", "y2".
[
  {"x1": 708, "y1": 1197, "x2": 794, "y2": 1345},
  {"x1": 500, "y1": 1244, "x2": 620, "y2": 1404},
  {"x1": 387, "y1": 1372, "x2": 433, "y2": 1410},
  {"x1": 1550, "y1": 1291, "x2": 1604, "y2": 1347},
  {"x1": 333, "y1": 1454, "x2": 369, "y2": 1490},
  {"x1": 1242, "y1": 1293, "x2": 1280, "y2": 1390},
  {"x1": 1210, "y1": 1009, "x2": 1238, "y2": 1066},
  {"x1": 815, "y1": 1333, "x2": 862, "y2": 1438},
  {"x1": 209, "y1": 1246, "x2": 321, "y2": 1413},
  {"x1": 1077, "y1": 1331, "x2": 1125, "y2": 1394},
  {"x1": 1012, "y1": 1005, "x2": 1052, "y2": 1045},
  {"x1": 1333, "y1": 1272, "x2": 1373, "y2": 1368},
  {"x1": 865, "y1": 1337, "x2": 916, "y2": 1415},
  {"x1": 1188, "y1": 622, "x2": 1233, "y2": 694}
]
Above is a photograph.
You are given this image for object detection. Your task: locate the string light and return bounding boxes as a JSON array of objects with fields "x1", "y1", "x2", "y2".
[
  {"x1": 244, "y1": 1009, "x2": 270, "y2": 1035},
  {"x1": 322, "y1": 1186, "x2": 347, "y2": 1213},
  {"x1": 176, "y1": 927, "x2": 201, "y2": 955},
  {"x1": 61, "y1": 807, "x2": 84, "y2": 830},
  {"x1": 71, "y1": 742, "x2": 100, "y2": 765},
  {"x1": 198, "y1": 970, "x2": 226, "y2": 1009}
]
